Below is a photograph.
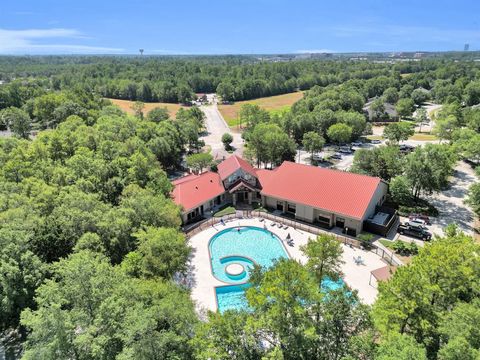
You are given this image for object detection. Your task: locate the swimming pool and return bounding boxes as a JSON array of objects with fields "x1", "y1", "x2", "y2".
[
  {"x1": 215, "y1": 278, "x2": 346, "y2": 313},
  {"x1": 209, "y1": 226, "x2": 288, "y2": 284}
]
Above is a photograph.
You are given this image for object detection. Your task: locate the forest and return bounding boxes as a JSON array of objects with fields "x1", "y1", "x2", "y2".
[{"x1": 0, "y1": 55, "x2": 479, "y2": 359}]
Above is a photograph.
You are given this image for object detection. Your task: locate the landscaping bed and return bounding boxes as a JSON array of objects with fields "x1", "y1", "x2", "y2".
[{"x1": 213, "y1": 206, "x2": 236, "y2": 217}]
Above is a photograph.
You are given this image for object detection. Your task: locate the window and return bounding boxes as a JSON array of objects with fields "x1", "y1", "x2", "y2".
[
  {"x1": 276, "y1": 201, "x2": 284, "y2": 211},
  {"x1": 318, "y1": 214, "x2": 330, "y2": 224},
  {"x1": 287, "y1": 203, "x2": 296, "y2": 214}
]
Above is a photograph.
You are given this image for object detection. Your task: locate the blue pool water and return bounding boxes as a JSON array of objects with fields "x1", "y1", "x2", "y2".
[
  {"x1": 209, "y1": 226, "x2": 288, "y2": 284},
  {"x1": 216, "y1": 278, "x2": 346, "y2": 313},
  {"x1": 210, "y1": 226, "x2": 346, "y2": 313},
  {"x1": 215, "y1": 283, "x2": 252, "y2": 313}
]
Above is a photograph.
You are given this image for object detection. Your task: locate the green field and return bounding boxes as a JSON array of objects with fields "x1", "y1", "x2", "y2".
[{"x1": 218, "y1": 92, "x2": 304, "y2": 127}]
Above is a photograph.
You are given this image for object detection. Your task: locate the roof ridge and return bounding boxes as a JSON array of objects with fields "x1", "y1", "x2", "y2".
[{"x1": 282, "y1": 161, "x2": 381, "y2": 181}]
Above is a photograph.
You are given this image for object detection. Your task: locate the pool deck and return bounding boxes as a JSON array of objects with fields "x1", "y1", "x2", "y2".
[{"x1": 188, "y1": 218, "x2": 388, "y2": 314}]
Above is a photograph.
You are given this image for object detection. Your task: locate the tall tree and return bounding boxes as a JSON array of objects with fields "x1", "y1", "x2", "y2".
[
  {"x1": 383, "y1": 122, "x2": 414, "y2": 144},
  {"x1": 327, "y1": 123, "x2": 352, "y2": 145},
  {"x1": 131, "y1": 101, "x2": 145, "y2": 119},
  {"x1": 302, "y1": 131, "x2": 325, "y2": 163},
  {"x1": 300, "y1": 234, "x2": 344, "y2": 286},
  {"x1": 186, "y1": 152, "x2": 213, "y2": 173},
  {"x1": 395, "y1": 98, "x2": 415, "y2": 119},
  {"x1": 373, "y1": 232, "x2": 480, "y2": 358},
  {"x1": 414, "y1": 108, "x2": 428, "y2": 133},
  {"x1": 0, "y1": 107, "x2": 31, "y2": 139}
]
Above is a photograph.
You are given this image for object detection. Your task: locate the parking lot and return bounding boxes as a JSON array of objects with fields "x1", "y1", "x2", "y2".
[{"x1": 386, "y1": 160, "x2": 477, "y2": 245}]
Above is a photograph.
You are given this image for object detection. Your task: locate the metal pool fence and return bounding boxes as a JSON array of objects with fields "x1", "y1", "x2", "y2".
[{"x1": 184, "y1": 210, "x2": 401, "y2": 267}]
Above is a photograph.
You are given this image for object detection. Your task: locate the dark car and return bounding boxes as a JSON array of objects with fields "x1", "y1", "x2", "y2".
[
  {"x1": 408, "y1": 214, "x2": 431, "y2": 225},
  {"x1": 330, "y1": 153, "x2": 342, "y2": 160},
  {"x1": 397, "y1": 223, "x2": 432, "y2": 241}
]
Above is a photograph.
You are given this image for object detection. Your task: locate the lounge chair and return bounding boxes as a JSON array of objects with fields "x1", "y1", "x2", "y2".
[{"x1": 271, "y1": 223, "x2": 277, "y2": 227}]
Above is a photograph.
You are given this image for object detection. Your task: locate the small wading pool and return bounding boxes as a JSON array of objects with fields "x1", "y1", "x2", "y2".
[{"x1": 209, "y1": 226, "x2": 288, "y2": 284}]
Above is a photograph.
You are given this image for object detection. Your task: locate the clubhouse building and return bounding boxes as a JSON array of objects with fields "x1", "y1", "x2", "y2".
[{"x1": 172, "y1": 155, "x2": 393, "y2": 236}]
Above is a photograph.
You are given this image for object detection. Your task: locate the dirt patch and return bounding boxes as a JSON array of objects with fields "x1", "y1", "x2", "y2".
[
  {"x1": 218, "y1": 91, "x2": 304, "y2": 126},
  {"x1": 107, "y1": 98, "x2": 187, "y2": 118}
]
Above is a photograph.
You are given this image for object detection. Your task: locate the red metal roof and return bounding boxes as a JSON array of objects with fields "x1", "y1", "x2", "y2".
[
  {"x1": 257, "y1": 161, "x2": 382, "y2": 219},
  {"x1": 217, "y1": 155, "x2": 257, "y2": 181},
  {"x1": 172, "y1": 171, "x2": 225, "y2": 211}
]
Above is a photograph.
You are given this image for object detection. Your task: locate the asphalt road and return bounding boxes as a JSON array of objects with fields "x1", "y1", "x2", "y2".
[{"x1": 200, "y1": 95, "x2": 243, "y2": 160}]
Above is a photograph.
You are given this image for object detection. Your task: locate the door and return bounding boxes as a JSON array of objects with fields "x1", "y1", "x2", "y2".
[{"x1": 336, "y1": 217, "x2": 345, "y2": 228}]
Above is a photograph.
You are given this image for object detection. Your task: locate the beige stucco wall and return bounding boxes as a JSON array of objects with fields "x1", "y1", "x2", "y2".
[
  {"x1": 343, "y1": 217, "x2": 362, "y2": 234},
  {"x1": 182, "y1": 193, "x2": 226, "y2": 224},
  {"x1": 296, "y1": 204, "x2": 314, "y2": 222},
  {"x1": 262, "y1": 194, "x2": 365, "y2": 235},
  {"x1": 264, "y1": 195, "x2": 278, "y2": 208},
  {"x1": 362, "y1": 181, "x2": 389, "y2": 221}
]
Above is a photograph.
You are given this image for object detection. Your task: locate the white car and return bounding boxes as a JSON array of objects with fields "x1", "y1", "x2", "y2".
[{"x1": 407, "y1": 219, "x2": 428, "y2": 229}]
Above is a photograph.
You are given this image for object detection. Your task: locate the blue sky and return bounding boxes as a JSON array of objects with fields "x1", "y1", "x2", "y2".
[{"x1": 1, "y1": 0, "x2": 479, "y2": 54}]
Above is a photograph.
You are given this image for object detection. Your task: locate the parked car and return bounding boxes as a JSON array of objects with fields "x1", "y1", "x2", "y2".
[
  {"x1": 330, "y1": 153, "x2": 342, "y2": 160},
  {"x1": 406, "y1": 219, "x2": 428, "y2": 229},
  {"x1": 351, "y1": 142, "x2": 363, "y2": 147},
  {"x1": 399, "y1": 144, "x2": 415, "y2": 153},
  {"x1": 371, "y1": 139, "x2": 381, "y2": 144},
  {"x1": 408, "y1": 214, "x2": 431, "y2": 225},
  {"x1": 339, "y1": 147, "x2": 353, "y2": 154},
  {"x1": 397, "y1": 223, "x2": 432, "y2": 241},
  {"x1": 312, "y1": 154, "x2": 323, "y2": 161}
]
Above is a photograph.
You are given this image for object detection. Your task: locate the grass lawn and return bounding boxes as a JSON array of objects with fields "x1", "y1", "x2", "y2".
[
  {"x1": 366, "y1": 135, "x2": 384, "y2": 140},
  {"x1": 409, "y1": 133, "x2": 438, "y2": 141},
  {"x1": 379, "y1": 239, "x2": 414, "y2": 264},
  {"x1": 218, "y1": 91, "x2": 304, "y2": 127},
  {"x1": 379, "y1": 239, "x2": 395, "y2": 249},
  {"x1": 107, "y1": 98, "x2": 187, "y2": 118},
  {"x1": 213, "y1": 206, "x2": 236, "y2": 217}
]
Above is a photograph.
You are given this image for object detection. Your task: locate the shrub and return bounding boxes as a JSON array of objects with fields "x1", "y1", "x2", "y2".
[
  {"x1": 392, "y1": 239, "x2": 418, "y2": 256},
  {"x1": 221, "y1": 133, "x2": 234, "y2": 150}
]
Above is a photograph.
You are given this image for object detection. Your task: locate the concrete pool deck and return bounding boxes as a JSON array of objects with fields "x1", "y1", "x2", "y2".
[{"x1": 188, "y1": 218, "x2": 389, "y2": 314}]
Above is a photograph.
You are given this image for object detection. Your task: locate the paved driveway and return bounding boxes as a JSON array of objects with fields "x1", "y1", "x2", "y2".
[
  {"x1": 426, "y1": 161, "x2": 477, "y2": 236},
  {"x1": 389, "y1": 161, "x2": 477, "y2": 244},
  {"x1": 200, "y1": 99, "x2": 243, "y2": 160}
]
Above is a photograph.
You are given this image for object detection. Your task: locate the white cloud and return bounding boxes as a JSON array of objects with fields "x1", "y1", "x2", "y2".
[{"x1": 0, "y1": 28, "x2": 124, "y2": 54}]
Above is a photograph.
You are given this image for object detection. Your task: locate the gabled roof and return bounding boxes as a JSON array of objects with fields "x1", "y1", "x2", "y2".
[
  {"x1": 257, "y1": 161, "x2": 382, "y2": 220},
  {"x1": 172, "y1": 171, "x2": 225, "y2": 212},
  {"x1": 217, "y1": 155, "x2": 257, "y2": 181},
  {"x1": 228, "y1": 179, "x2": 258, "y2": 193},
  {"x1": 363, "y1": 99, "x2": 398, "y2": 119}
]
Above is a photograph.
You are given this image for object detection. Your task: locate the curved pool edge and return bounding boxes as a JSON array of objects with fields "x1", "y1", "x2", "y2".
[{"x1": 207, "y1": 225, "x2": 290, "y2": 286}]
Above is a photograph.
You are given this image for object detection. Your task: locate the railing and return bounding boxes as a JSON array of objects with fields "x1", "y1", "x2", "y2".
[{"x1": 184, "y1": 210, "x2": 402, "y2": 267}]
